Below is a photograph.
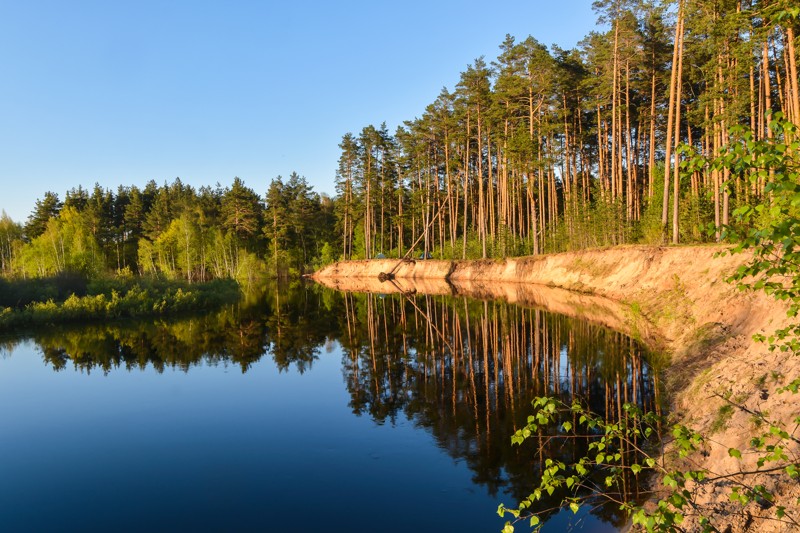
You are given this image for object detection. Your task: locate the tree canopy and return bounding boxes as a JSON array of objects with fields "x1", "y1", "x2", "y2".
[{"x1": 2, "y1": 0, "x2": 799, "y2": 281}]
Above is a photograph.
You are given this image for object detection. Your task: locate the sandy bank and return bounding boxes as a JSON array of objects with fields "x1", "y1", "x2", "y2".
[{"x1": 313, "y1": 245, "x2": 800, "y2": 531}]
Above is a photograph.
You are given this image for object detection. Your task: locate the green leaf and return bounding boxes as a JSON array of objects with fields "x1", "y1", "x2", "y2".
[
  {"x1": 569, "y1": 502, "x2": 580, "y2": 514},
  {"x1": 631, "y1": 463, "x2": 642, "y2": 475},
  {"x1": 596, "y1": 453, "x2": 605, "y2": 464},
  {"x1": 728, "y1": 448, "x2": 742, "y2": 459}
]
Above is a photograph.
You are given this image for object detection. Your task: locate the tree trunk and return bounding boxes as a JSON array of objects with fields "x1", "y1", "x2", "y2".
[
  {"x1": 671, "y1": 10, "x2": 684, "y2": 245},
  {"x1": 662, "y1": 0, "x2": 684, "y2": 230}
]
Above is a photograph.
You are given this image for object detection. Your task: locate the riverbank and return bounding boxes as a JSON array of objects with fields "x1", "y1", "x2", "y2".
[
  {"x1": 0, "y1": 276, "x2": 241, "y2": 332},
  {"x1": 313, "y1": 245, "x2": 800, "y2": 532}
]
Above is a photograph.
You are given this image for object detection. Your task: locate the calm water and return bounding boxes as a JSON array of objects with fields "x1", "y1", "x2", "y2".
[{"x1": 0, "y1": 284, "x2": 660, "y2": 532}]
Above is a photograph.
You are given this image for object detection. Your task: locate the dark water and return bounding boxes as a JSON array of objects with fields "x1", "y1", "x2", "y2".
[{"x1": 0, "y1": 283, "x2": 660, "y2": 532}]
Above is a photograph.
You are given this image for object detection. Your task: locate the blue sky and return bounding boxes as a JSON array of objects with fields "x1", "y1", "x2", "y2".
[{"x1": 0, "y1": 0, "x2": 599, "y2": 223}]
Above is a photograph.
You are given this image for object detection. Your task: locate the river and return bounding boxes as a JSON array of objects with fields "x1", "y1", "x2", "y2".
[{"x1": 0, "y1": 282, "x2": 661, "y2": 532}]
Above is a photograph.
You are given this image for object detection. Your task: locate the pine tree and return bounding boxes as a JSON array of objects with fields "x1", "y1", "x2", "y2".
[
  {"x1": 335, "y1": 133, "x2": 360, "y2": 260},
  {"x1": 25, "y1": 191, "x2": 62, "y2": 241},
  {"x1": 220, "y1": 177, "x2": 264, "y2": 249}
]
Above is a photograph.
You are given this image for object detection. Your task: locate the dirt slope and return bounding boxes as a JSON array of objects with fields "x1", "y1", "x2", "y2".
[{"x1": 313, "y1": 245, "x2": 800, "y2": 531}]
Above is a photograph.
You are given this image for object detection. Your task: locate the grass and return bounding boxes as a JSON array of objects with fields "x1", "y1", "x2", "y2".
[
  {"x1": 689, "y1": 368, "x2": 715, "y2": 397},
  {"x1": 569, "y1": 257, "x2": 615, "y2": 277},
  {"x1": 649, "y1": 274, "x2": 696, "y2": 327},
  {"x1": 624, "y1": 300, "x2": 648, "y2": 344},
  {"x1": 710, "y1": 404, "x2": 735, "y2": 434},
  {"x1": 0, "y1": 274, "x2": 241, "y2": 332}
]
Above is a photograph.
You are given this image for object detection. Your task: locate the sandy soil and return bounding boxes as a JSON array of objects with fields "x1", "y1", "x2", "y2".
[{"x1": 313, "y1": 245, "x2": 800, "y2": 531}]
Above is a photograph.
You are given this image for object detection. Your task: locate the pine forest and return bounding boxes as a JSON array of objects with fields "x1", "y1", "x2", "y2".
[{"x1": 1, "y1": 0, "x2": 799, "y2": 282}]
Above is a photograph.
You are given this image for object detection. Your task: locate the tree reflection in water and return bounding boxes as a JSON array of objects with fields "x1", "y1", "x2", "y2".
[
  {"x1": 336, "y1": 290, "x2": 662, "y2": 528},
  {"x1": 6, "y1": 282, "x2": 660, "y2": 529}
]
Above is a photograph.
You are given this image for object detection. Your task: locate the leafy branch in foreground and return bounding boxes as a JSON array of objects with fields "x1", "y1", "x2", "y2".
[
  {"x1": 703, "y1": 115, "x2": 800, "y2": 396},
  {"x1": 498, "y1": 396, "x2": 800, "y2": 532}
]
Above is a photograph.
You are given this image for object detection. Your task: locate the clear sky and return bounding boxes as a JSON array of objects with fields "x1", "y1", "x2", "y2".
[{"x1": 0, "y1": 0, "x2": 599, "y2": 223}]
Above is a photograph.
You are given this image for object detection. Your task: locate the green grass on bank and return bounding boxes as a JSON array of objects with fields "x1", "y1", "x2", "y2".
[{"x1": 0, "y1": 274, "x2": 241, "y2": 331}]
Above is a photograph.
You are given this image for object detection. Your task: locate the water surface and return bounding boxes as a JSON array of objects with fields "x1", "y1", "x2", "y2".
[{"x1": 0, "y1": 284, "x2": 659, "y2": 532}]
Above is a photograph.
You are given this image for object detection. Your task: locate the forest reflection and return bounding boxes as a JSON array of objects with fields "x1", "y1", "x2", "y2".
[
  {"x1": 2, "y1": 284, "x2": 339, "y2": 374},
  {"x1": 3, "y1": 282, "x2": 660, "y2": 528},
  {"x1": 338, "y1": 289, "x2": 661, "y2": 527}
]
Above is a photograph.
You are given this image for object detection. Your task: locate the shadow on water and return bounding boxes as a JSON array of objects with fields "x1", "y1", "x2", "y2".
[{"x1": 1, "y1": 281, "x2": 662, "y2": 531}]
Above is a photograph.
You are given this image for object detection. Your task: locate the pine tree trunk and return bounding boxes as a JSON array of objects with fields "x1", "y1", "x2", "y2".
[
  {"x1": 786, "y1": 27, "x2": 800, "y2": 126},
  {"x1": 477, "y1": 105, "x2": 486, "y2": 259},
  {"x1": 648, "y1": 70, "x2": 657, "y2": 199},
  {"x1": 611, "y1": 18, "x2": 620, "y2": 204},
  {"x1": 625, "y1": 61, "x2": 634, "y2": 221},
  {"x1": 462, "y1": 111, "x2": 470, "y2": 260},
  {"x1": 662, "y1": 0, "x2": 684, "y2": 229},
  {"x1": 671, "y1": 5, "x2": 685, "y2": 245}
]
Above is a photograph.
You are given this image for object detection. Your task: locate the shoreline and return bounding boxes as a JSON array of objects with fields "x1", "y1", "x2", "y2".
[{"x1": 313, "y1": 245, "x2": 800, "y2": 531}]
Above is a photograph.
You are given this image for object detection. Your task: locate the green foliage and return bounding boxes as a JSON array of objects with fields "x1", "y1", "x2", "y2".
[
  {"x1": 546, "y1": 195, "x2": 633, "y2": 253},
  {"x1": 264, "y1": 172, "x2": 334, "y2": 274},
  {"x1": 499, "y1": 396, "x2": 800, "y2": 532},
  {"x1": 0, "y1": 272, "x2": 89, "y2": 308},
  {"x1": 316, "y1": 242, "x2": 337, "y2": 268},
  {"x1": 221, "y1": 177, "x2": 265, "y2": 248},
  {"x1": 0, "y1": 275, "x2": 240, "y2": 331},
  {"x1": 0, "y1": 211, "x2": 23, "y2": 276},
  {"x1": 3, "y1": 175, "x2": 339, "y2": 283},
  {"x1": 638, "y1": 166, "x2": 667, "y2": 245},
  {"x1": 700, "y1": 116, "x2": 800, "y2": 353},
  {"x1": 709, "y1": 404, "x2": 734, "y2": 434},
  {"x1": 24, "y1": 191, "x2": 62, "y2": 240},
  {"x1": 4, "y1": 281, "x2": 335, "y2": 375},
  {"x1": 677, "y1": 190, "x2": 715, "y2": 244},
  {"x1": 17, "y1": 206, "x2": 105, "y2": 277}
]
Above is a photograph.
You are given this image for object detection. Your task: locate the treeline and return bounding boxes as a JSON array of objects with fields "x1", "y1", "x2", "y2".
[
  {"x1": 335, "y1": 0, "x2": 800, "y2": 259},
  {"x1": 2, "y1": 0, "x2": 798, "y2": 280},
  {"x1": 0, "y1": 174, "x2": 336, "y2": 281}
]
